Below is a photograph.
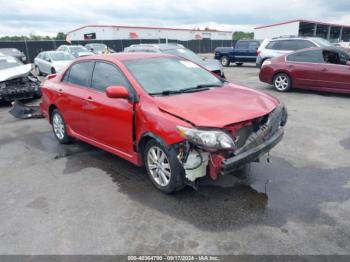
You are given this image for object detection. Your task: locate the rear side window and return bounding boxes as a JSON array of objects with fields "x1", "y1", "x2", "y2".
[
  {"x1": 287, "y1": 50, "x2": 324, "y2": 63},
  {"x1": 236, "y1": 41, "x2": 249, "y2": 49},
  {"x1": 248, "y1": 42, "x2": 259, "y2": 50},
  {"x1": 296, "y1": 40, "x2": 316, "y2": 49},
  {"x1": 91, "y1": 62, "x2": 130, "y2": 92},
  {"x1": 64, "y1": 61, "x2": 94, "y2": 87},
  {"x1": 266, "y1": 40, "x2": 297, "y2": 50}
]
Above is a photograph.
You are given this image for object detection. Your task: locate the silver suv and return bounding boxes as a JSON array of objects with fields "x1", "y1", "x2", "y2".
[
  {"x1": 256, "y1": 36, "x2": 333, "y2": 67},
  {"x1": 124, "y1": 43, "x2": 224, "y2": 77}
]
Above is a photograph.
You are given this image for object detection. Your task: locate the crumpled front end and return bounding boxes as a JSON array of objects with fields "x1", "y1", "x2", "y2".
[
  {"x1": 0, "y1": 74, "x2": 41, "y2": 101},
  {"x1": 176, "y1": 104, "x2": 287, "y2": 183}
]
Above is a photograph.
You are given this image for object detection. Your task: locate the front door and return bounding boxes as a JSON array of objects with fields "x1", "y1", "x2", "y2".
[{"x1": 87, "y1": 61, "x2": 134, "y2": 155}]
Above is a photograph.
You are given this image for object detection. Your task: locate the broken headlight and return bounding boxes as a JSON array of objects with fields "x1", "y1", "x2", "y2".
[{"x1": 177, "y1": 126, "x2": 235, "y2": 151}]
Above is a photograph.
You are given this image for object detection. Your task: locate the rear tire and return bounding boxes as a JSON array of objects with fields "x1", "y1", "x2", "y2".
[
  {"x1": 273, "y1": 73, "x2": 292, "y2": 92},
  {"x1": 51, "y1": 109, "x2": 72, "y2": 144},
  {"x1": 220, "y1": 56, "x2": 230, "y2": 67},
  {"x1": 144, "y1": 139, "x2": 184, "y2": 193}
]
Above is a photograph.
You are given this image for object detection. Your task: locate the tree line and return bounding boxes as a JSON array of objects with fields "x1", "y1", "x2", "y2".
[{"x1": 0, "y1": 32, "x2": 67, "y2": 41}]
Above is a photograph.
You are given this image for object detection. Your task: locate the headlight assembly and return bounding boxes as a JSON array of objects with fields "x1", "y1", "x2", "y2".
[{"x1": 177, "y1": 126, "x2": 235, "y2": 151}]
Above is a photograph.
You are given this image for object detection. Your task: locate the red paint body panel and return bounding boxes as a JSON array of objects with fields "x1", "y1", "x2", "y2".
[
  {"x1": 154, "y1": 84, "x2": 278, "y2": 128},
  {"x1": 40, "y1": 53, "x2": 280, "y2": 167},
  {"x1": 259, "y1": 50, "x2": 350, "y2": 94}
]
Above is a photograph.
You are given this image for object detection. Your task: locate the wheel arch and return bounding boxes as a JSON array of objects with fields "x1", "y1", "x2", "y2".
[{"x1": 48, "y1": 104, "x2": 58, "y2": 124}]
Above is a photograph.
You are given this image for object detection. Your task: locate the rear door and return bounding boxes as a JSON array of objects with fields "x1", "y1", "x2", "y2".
[
  {"x1": 286, "y1": 49, "x2": 325, "y2": 88},
  {"x1": 59, "y1": 61, "x2": 95, "y2": 137},
  {"x1": 87, "y1": 61, "x2": 135, "y2": 155}
]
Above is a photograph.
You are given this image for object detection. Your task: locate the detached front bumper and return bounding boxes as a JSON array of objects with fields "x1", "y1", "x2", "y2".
[{"x1": 220, "y1": 128, "x2": 283, "y2": 175}]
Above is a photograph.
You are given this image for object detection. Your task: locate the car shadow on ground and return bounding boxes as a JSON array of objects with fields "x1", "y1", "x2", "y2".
[
  {"x1": 10, "y1": 130, "x2": 349, "y2": 233},
  {"x1": 259, "y1": 84, "x2": 350, "y2": 99}
]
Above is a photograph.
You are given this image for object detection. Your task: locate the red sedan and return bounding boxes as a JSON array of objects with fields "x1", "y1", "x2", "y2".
[
  {"x1": 40, "y1": 53, "x2": 287, "y2": 193},
  {"x1": 259, "y1": 47, "x2": 350, "y2": 94}
]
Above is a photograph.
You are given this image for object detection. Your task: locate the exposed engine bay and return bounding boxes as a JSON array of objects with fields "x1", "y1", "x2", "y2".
[
  {"x1": 0, "y1": 57, "x2": 41, "y2": 102},
  {"x1": 177, "y1": 104, "x2": 288, "y2": 183}
]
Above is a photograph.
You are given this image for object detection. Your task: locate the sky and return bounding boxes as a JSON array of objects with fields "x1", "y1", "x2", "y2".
[{"x1": 0, "y1": 0, "x2": 350, "y2": 36}]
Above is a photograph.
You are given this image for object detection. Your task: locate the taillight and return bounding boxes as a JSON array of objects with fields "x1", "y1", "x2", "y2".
[{"x1": 257, "y1": 50, "x2": 261, "y2": 56}]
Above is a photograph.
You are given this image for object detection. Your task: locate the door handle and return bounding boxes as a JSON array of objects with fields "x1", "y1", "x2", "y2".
[
  {"x1": 86, "y1": 96, "x2": 93, "y2": 101},
  {"x1": 321, "y1": 68, "x2": 328, "y2": 72},
  {"x1": 58, "y1": 88, "x2": 63, "y2": 93}
]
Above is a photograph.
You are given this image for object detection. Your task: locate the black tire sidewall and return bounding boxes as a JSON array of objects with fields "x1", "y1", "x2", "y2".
[
  {"x1": 144, "y1": 139, "x2": 184, "y2": 193},
  {"x1": 273, "y1": 73, "x2": 292, "y2": 92},
  {"x1": 51, "y1": 109, "x2": 71, "y2": 144}
]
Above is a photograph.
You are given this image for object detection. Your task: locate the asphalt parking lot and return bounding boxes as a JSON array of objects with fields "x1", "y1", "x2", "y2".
[{"x1": 0, "y1": 63, "x2": 350, "y2": 255}]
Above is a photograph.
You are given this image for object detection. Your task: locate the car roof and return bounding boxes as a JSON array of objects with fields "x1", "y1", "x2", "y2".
[
  {"x1": 127, "y1": 43, "x2": 185, "y2": 51},
  {"x1": 75, "y1": 52, "x2": 176, "y2": 62}
]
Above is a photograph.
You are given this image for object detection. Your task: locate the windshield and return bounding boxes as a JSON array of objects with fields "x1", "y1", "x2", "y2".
[
  {"x1": 124, "y1": 57, "x2": 222, "y2": 95},
  {"x1": 89, "y1": 44, "x2": 107, "y2": 51},
  {"x1": 162, "y1": 48, "x2": 202, "y2": 63},
  {"x1": 310, "y1": 38, "x2": 333, "y2": 47},
  {"x1": 49, "y1": 52, "x2": 74, "y2": 61},
  {"x1": 70, "y1": 46, "x2": 90, "y2": 53},
  {"x1": 0, "y1": 57, "x2": 23, "y2": 70}
]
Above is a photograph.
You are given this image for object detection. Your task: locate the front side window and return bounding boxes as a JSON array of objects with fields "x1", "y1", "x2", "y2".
[
  {"x1": 124, "y1": 57, "x2": 222, "y2": 95},
  {"x1": 64, "y1": 61, "x2": 94, "y2": 87},
  {"x1": 91, "y1": 62, "x2": 130, "y2": 92},
  {"x1": 287, "y1": 50, "x2": 324, "y2": 63}
]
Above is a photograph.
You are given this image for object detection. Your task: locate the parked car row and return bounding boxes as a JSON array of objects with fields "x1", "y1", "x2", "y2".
[{"x1": 124, "y1": 43, "x2": 225, "y2": 77}]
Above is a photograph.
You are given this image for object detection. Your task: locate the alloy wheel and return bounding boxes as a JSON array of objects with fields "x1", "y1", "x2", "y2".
[
  {"x1": 274, "y1": 75, "x2": 289, "y2": 91},
  {"x1": 147, "y1": 146, "x2": 172, "y2": 187},
  {"x1": 53, "y1": 113, "x2": 65, "y2": 140}
]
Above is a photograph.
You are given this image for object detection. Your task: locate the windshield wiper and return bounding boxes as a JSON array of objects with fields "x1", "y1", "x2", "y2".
[{"x1": 149, "y1": 83, "x2": 223, "y2": 96}]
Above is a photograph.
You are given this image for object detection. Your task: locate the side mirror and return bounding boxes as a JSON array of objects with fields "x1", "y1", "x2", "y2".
[{"x1": 106, "y1": 86, "x2": 129, "y2": 99}]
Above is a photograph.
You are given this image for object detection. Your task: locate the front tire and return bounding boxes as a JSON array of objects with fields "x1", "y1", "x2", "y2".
[
  {"x1": 220, "y1": 56, "x2": 230, "y2": 67},
  {"x1": 144, "y1": 140, "x2": 184, "y2": 193},
  {"x1": 273, "y1": 73, "x2": 292, "y2": 92},
  {"x1": 51, "y1": 109, "x2": 72, "y2": 144}
]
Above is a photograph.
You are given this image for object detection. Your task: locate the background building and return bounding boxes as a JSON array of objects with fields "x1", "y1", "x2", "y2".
[
  {"x1": 254, "y1": 20, "x2": 350, "y2": 42},
  {"x1": 67, "y1": 25, "x2": 232, "y2": 41}
]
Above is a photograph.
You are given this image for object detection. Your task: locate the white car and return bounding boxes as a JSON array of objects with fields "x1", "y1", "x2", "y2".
[
  {"x1": 256, "y1": 36, "x2": 334, "y2": 67},
  {"x1": 57, "y1": 45, "x2": 94, "y2": 58},
  {"x1": 34, "y1": 51, "x2": 74, "y2": 75}
]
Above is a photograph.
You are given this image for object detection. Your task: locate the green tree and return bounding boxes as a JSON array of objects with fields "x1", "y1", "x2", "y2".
[
  {"x1": 55, "y1": 32, "x2": 67, "y2": 40},
  {"x1": 233, "y1": 31, "x2": 254, "y2": 40}
]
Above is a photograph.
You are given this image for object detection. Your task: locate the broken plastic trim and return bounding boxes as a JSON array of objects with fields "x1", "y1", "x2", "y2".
[{"x1": 9, "y1": 100, "x2": 44, "y2": 119}]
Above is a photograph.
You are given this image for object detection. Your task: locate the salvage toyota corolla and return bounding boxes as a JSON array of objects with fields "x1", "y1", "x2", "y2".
[{"x1": 40, "y1": 53, "x2": 287, "y2": 193}]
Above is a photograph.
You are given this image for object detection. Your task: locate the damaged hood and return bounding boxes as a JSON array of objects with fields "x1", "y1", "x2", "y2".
[
  {"x1": 0, "y1": 64, "x2": 32, "y2": 82},
  {"x1": 154, "y1": 84, "x2": 279, "y2": 127}
]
